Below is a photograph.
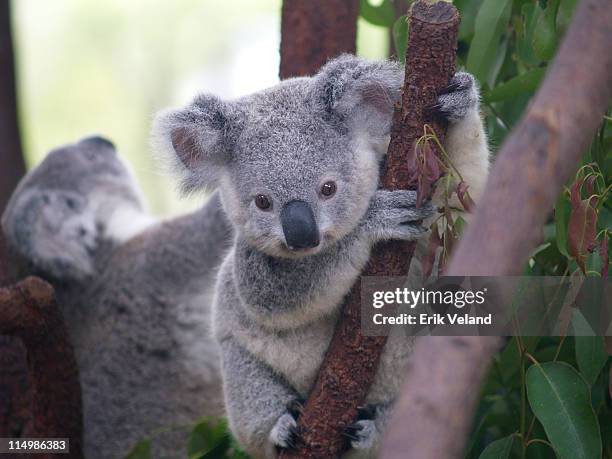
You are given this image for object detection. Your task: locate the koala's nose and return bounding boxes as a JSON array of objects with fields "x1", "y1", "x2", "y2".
[
  {"x1": 280, "y1": 200, "x2": 320, "y2": 250},
  {"x1": 79, "y1": 136, "x2": 116, "y2": 151}
]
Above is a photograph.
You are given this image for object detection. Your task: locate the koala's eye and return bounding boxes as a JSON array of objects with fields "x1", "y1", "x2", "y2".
[
  {"x1": 320, "y1": 181, "x2": 337, "y2": 198},
  {"x1": 255, "y1": 194, "x2": 272, "y2": 210}
]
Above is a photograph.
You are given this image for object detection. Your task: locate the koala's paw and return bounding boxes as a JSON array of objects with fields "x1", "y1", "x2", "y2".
[
  {"x1": 270, "y1": 413, "x2": 299, "y2": 450},
  {"x1": 343, "y1": 419, "x2": 378, "y2": 450},
  {"x1": 363, "y1": 190, "x2": 434, "y2": 243},
  {"x1": 269, "y1": 400, "x2": 304, "y2": 450},
  {"x1": 433, "y1": 72, "x2": 478, "y2": 123}
]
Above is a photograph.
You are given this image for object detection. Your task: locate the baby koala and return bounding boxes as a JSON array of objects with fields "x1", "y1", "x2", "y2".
[{"x1": 155, "y1": 54, "x2": 489, "y2": 458}]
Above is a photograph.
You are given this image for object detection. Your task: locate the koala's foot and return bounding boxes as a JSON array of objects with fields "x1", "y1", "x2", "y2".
[
  {"x1": 343, "y1": 419, "x2": 378, "y2": 450},
  {"x1": 269, "y1": 399, "x2": 304, "y2": 450},
  {"x1": 432, "y1": 72, "x2": 478, "y2": 123},
  {"x1": 362, "y1": 190, "x2": 434, "y2": 243}
]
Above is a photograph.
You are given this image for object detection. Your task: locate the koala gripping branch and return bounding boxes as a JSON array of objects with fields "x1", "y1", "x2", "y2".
[
  {"x1": 0, "y1": 277, "x2": 83, "y2": 459},
  {"x1": 279, "y1": 2, "x2": 460, "y2": 458}
]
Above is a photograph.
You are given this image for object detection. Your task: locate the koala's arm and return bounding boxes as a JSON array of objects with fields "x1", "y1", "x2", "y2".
[
  {"x1": 434, "y1": 72, "x2": 490, "y2": 209},
  {"x1": 232, "y1": 194, "x2": 431, "y2": 328},
  {"x1": 219, "y1": 338, "x2": 300, "y2": 457}
]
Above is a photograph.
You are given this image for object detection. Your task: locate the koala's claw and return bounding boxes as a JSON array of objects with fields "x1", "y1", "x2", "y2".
[
  {"x1": 343, "y1": 419, "x2": 377, "y2": 450},
  {"x1": 356, "y1": 404, "x2": 377, "y2": 421},
  {"x1": 433, "y1": 71, "x2": 478, "y2": 123},
  {"x1": 286, "y1": 398, "x2": 305, "y2": 418},
  {"x1": 270, "y1": 406, "x2": 302, "y2": 450}
]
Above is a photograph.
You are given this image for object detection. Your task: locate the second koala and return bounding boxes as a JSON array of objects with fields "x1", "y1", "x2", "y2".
[{"x1": 155, "y1": 55, "x2": 490, "y2": 458}]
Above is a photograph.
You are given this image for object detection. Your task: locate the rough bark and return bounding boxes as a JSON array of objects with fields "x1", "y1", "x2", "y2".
[
  {"x1": 280, "y1": 2, "x2": 459, "y2": 457},
  {"x1": 381, "y1": 0, "x2": 612, "y2": 457},
  {"x1": 0, "y1": 277, "x2": 83, "y2": 458},
  {"x1": 279, "y1": 0, "x2": 359, "y2": 79},
  {"x1": 0, "y1": 0, "x2": 26, "y2": 213},
  {"x1": 0, "y1": 0, "x2": 32, "y2": 440}
]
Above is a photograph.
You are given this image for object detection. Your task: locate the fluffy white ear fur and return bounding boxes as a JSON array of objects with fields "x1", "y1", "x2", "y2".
[
  {"x1": 152, "y1": 94, "x2": 230, "y2": 193},
  {"x1": 313, "y1": 54, "x2": 403, "y2": 139}
]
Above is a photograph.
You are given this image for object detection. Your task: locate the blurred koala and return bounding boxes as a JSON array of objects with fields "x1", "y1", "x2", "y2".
[{"x1": 2, "y1": 136, "x2": 232, "y2": 458}]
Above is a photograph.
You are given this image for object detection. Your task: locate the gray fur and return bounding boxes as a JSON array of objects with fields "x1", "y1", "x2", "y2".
[
  {"x1": 1, "y1": 137, "x2": 234, "y2": 458},
  {"x1": 155, "y1": 54, "x2": 490, "y2": 458}
]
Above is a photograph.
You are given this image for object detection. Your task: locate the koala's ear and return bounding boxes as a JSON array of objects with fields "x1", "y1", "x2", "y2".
[
  {"x1": 312, "y1": 54, "x2": 403, "y2": 139},
  {"x1": 153, "y1": 94, "x2": 237, "y2": 192}
]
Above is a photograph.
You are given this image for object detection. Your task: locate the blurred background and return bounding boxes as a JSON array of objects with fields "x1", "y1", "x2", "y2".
[{"x1": 12, "y1": 0, "x2": 388, "y2": 215}]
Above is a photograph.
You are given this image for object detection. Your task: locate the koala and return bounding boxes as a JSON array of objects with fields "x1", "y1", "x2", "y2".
[
  {"x1": 154, "y1": 54, "x2": 489, "y2": 458},
  {"x1": 2, "y1": 136, "x2": 233, "y2": 458}
]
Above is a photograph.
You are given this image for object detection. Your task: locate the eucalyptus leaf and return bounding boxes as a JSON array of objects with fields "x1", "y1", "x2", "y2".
[
  {"x1": 526, "y1": 362, "x2": 602, "y2": 459},
  {"x1": 392, "y1": 15, "x2": 408, "y2": 64},
  {"x1": 359, "y1": 0, "x2": 395, "y2": 27},
  {"x1": 124, "y1": 440, "x2": 152, "y2": 459},
  {"x1": 484, "y1": 68, "x2": 545, "y2": 103},
  {"x1": 466, "y1": 0, "x2": 513, "y2": 88},
  {"x1": 478, "y1": 434, "x2": 516, "y2": 459},
  {"x1": 555, "y1": 191, "x2": 571, "y2": 258},
  {"x1": 575, "y1": 336, "x2": 609, "y2": 385}
]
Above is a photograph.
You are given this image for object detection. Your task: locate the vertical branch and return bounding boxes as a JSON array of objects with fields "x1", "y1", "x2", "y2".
[
  {"x1": 0, "y1": 278, "x2": 83, "y2": 459},
  {"x1": 279, "y1": 0, "x2": 359, "y2": 79},
  {"x1": 0, "y1": 0, "x2": 30, "y2": 440},
  {"x1": 381, "y1": 0, "x2": 612, "y2": 457},
  {"x1": 280, "y1": 2, "x2": 459, "y2": 457},
  {"x1": 0, "y1": 0, "x2": 26, "y2": 212}
]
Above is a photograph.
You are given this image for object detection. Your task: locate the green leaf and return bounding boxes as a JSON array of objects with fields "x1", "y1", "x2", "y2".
[
  {"x1": 575, "y1": 336, "x2": 609, "y2": 385},
  {"x1": 478, "y1": 434, "x2": 516, "y2": 459},
  {"x1": 466, "y1": 0, "x2": 513, "y2": 88},
  {"x1": 555, "y1": 190, "x2": 571, "y2": 257},
  {"x1": 484, "y1": 68, "x2": 545, "y2": 103},
  {"x1": 392, "y1": 15, "x2": 408, "y2": 64},
  {"x1": 517, "y1": 3, "x2": 543, "y2": 66},
  {"x1": 359, "y1": 0, "x2": 395, "y2": 27},
  {"x1": 124, "y1": 440, "x2": 152, "y2": 459},
  {"x1": 526, "y1": 362, "x2": 602, "y2": 459},
  {"x1": 188, "y1": 418, "x2": 232, "y2": 459},
  {"x1": 454, "y1": 0, "x2": 484, "y2": 40},
  {"x1": 556, "y1": 0, "x2": 578, "y2": 34},
  {"x1": 533, "y1": 0, "x2": 560, "y2": 61}
]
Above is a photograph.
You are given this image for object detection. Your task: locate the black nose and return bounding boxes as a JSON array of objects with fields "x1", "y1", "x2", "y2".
[
  {"x1": 79, "y1": 135, "x2": 116, "y2": 150},
  {"x1": 280, "y1": 200, "x2": 320, "y2": 250}
]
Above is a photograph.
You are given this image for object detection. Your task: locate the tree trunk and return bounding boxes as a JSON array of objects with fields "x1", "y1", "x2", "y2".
[
  {"x1": 0, "y1": 0, "x2": 26, "y2": 213},
  {"x1": 0, "y1": 277, "x2": 83, "y2": 459},
  {"x1": 381, "y1": 0, "x2": 612, "y2": 457},
  {"x1": 0, "y1": 0, "x2": 31, "y2": 441},
  {"x1": 279, "y1": 0, "x2": 359, "y2": 79},
  {"x1": 280, "y1": 2, "x2": 460, "y2": 457}
]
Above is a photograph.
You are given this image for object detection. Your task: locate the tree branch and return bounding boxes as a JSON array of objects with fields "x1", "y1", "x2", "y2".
[
  {"x1": 0, "y1": 0, "x2": 26, "y2": 213},
  {"x1": 280, "y1": 2, "x2": 459, "y2": 457},
  {"x1": 279, "y1": 0, "x2": 359, "y2": 79},
  {"x1": 381, "y1": 0, "x2": 612, "y2": 457},
  {"x1": 0, "y1": 277, "x2": 83, "y2": 459}
]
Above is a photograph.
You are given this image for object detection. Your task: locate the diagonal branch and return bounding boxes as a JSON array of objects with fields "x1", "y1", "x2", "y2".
[
  {"x1": 280, "y1": 2, "x2": 460, "y2": 457},
  {"x1": 381, "y1": 0, "x2": 612, "y2": 457}
]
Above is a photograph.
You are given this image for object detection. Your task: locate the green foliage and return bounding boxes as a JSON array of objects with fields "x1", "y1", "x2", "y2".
[
  {"x1": 526, "y1": 362, "x2": 602, "y2": 459},
  {"x1": 124, "y1": 440, "x2": 152, "y2": 459},
  {"x1": 187, "y1": 418, "x2": 248, "y2": 459},
  {"x1": 359, "y1": 1, "x2": 612, "y2": 458}
]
